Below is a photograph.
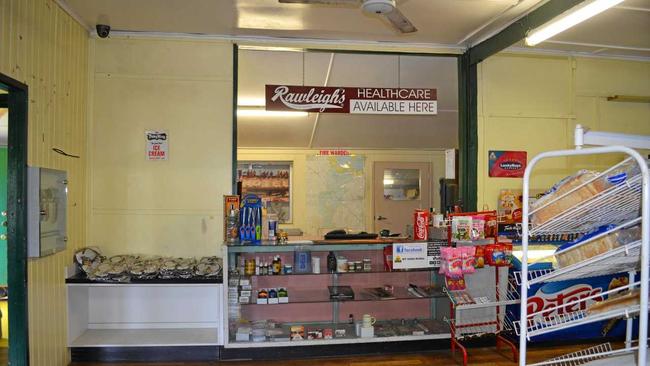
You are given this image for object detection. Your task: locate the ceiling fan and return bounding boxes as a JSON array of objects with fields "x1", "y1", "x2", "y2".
[{"x1": 278, "y1": 0, "x2": 417, "y2": 33}]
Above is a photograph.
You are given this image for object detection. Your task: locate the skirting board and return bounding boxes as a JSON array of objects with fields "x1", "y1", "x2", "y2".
[{"x1": 71, "y1": 346, "x2": 219, "y2": 362}]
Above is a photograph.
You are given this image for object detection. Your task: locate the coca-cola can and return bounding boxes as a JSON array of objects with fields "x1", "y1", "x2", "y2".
[{"x1": 413, "y1": 210, "x2": 429, "y2": 241}]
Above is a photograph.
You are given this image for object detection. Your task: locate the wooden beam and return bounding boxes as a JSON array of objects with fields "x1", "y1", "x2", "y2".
[{"x1": 469, "y1": 0, "x2": 586, "y2": 65}]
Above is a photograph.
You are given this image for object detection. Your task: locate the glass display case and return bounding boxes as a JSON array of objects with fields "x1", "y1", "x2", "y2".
[{"x1": 223, "y1": 240, "x2": 451, "y2": 348}]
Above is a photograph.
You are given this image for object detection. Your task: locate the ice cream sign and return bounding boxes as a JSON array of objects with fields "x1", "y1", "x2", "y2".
[{"x1": 265, "y1": 85, "x2": 437, "y2": 115}]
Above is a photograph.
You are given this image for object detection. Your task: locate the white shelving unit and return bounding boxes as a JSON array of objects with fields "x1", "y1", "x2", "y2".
[
  {"x1": 518, "y1": 126, "x2": 650, "y2": 366},
  {"x1": 66, "y1": 280, "x2": 223, "y2": 347}
]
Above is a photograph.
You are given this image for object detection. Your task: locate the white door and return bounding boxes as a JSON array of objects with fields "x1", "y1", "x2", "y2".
[{"x1": 373, "y1": 162, "x2": 432, "y2": 236}]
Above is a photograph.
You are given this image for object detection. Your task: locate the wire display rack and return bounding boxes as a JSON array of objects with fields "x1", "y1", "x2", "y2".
[
  {"x1": 445, "y1": 211, "x2": 518, "y2": 366},
  {"x1": 529, "y1": 157, "x2": 643, "y2": 235},
  {"x1": 530, "y1": 342, "x2": 613, "y2": 366},
  {"x1": 519, "y1": 130, "x2": 649, "y2": 366},
  {"x1": 528, "y1": 239, "x2": 641, "y2": 285},
  {"x1": 445, "y1": 282, "x2": 520, "y2": 310}
]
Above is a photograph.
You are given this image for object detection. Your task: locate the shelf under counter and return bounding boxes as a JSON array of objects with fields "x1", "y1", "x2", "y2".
[
  {"x1": 239, "y1": 286, "x2": 445, "y2": 305},
  {"x1": 227, "y1": 319, "x2": 450, "y2": 348},
  {"x1": 69, "y1": 328, "x2": 220, "y2": 348}
]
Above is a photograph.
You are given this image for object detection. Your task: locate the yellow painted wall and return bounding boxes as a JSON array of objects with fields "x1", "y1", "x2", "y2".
[
  {"x1": 89, "y1": 37, "x2": 233, "y2": 257},
  {"x1": 238, "y1": 148, "x2": 446, "y2": 238},
  {"x1": 0, "y1": 0, "x2": 89, "y2": 364},
  {"x1": 477, "y1": 54, "x2": 650, "y2": 210}
]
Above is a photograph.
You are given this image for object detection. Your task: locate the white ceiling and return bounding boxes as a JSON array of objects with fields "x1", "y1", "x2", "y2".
[
  {"x1": 62, "y1": 0, "x2": 541, "y2": 46},
  {"x1": 60, "y1": 0, "x2": 650, "y2": 59},
  {"x1": 238, "y1": 50, "x2": 458, "y2": 149}
]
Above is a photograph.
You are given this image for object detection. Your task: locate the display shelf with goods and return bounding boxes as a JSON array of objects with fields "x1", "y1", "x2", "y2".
[
  {"x1": 518, "y1": 128, "x2": 649, "y2": 366},
  {"x1": 223, "y1": 240, "x2": 451, "y2": 348},
  {"x1": 443, "y1": 210, "x2": 519, "y2": 366}
]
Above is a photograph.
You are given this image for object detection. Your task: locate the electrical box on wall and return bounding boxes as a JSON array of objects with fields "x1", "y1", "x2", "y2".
[{"x1": 27, "y1": 167, "x2": 68, "y2": 258}]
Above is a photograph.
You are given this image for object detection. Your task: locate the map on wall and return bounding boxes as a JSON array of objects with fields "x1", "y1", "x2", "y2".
[{"x1": 305, "y1": 155, "x2": 366, "y2": 237}]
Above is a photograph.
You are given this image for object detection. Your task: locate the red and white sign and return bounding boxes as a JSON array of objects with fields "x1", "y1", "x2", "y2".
[
  {"x1": 265, "y1": 85, "x2": 437, "y2": 115},
  {"x1": 488, "y1": 150, "x2": 527, "y2": 178},
  {"x1": 146, "y1": 130, "x2": 168, "y2": 161},
  {"x1": 527, "y1": 284, "x2": 603, "y2": 318}
]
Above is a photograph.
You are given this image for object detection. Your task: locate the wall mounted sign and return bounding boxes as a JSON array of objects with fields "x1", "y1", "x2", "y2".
[
  {"x1": 318, "y1": 150, "x2": 351, "y2": 156},
  {"x1": 145, "y1": 130, "x2": 168, "y2": 161},
  {"x1": 488, "y1": 150, "x2": 527, "y2": 178},
  {"x1": 265, "y1": 85, "x2": 437, "y2": 115}
]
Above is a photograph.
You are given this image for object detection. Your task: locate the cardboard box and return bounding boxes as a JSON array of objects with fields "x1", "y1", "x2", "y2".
[{"x1": 223, "y1": 195, "x2": 240, "y2": 241}]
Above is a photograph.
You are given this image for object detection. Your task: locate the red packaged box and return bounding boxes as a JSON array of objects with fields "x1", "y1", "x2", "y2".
[{"x1": 413, "y1": 210, "x2": 429, "y2": 240}]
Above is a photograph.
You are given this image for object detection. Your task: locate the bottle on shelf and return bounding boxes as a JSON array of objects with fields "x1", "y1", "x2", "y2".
[
  {"x1": 255, "y1": 257, "x2": 260, "y2": 275},
  {"x1": 273, "y1": 255, "x2": 282, "y2": 275},
  {"x1": 327, "y1": 251, "x2": 337, "y2": 273}
]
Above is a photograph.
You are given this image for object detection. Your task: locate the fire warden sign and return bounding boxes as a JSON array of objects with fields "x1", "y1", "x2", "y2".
[{"x1": 146, "y1": 130, "x2": 168, "y2": 161}]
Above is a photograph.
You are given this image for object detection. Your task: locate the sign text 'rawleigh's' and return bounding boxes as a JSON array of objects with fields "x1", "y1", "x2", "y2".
[{"x1": 265, "y1": 85, "x2": 437, "y2": 115}]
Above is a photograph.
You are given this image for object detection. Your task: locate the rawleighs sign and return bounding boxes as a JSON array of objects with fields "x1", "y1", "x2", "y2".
[{"x1": 265, "y1": 85, "x2": 437, "y2": 115}]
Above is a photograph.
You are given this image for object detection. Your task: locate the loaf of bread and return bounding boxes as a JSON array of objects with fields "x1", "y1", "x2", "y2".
[
  {"x1": 531, "y1": 170, "x2": 608, "y2": 226},
  {"x1": 587, "y1": 290, "x2": 639, "y2": 315},
  {"x1": 555, "y1": 233, "x2": 619, "y2": 268}
]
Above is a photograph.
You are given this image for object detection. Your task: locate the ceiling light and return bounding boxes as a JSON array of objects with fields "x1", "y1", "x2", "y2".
[
  {"x1": 237, "y1": 97, "x2": 266, "y2": 107},
  {"x1": 383, "y1": 179, "x2": 394, "y2": 185},
  {"x1": 237, "y1": 109, "x2": 308, "y2": 118},
  {"x1": 525, "y1": 0, "x2": 624, "y2": 46}
]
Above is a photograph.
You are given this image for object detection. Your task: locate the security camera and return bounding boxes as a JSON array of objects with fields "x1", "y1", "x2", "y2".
[{"x1": 96, "y1": 24, "x2": 110, "y2": 38}]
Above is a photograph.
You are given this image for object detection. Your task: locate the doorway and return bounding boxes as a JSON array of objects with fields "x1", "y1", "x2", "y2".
[
  {"x1": 0, "y1": 72, "x2": 29, "y2": 366},
  {"x1": 373, "y1": 161, "x2": 432, "y2": 235}
]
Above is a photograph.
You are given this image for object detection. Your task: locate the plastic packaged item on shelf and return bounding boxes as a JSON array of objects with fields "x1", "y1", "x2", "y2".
[
  {"x1": 445, "y1": 276, "x2": 466, "y2": 291},
  {"x1": 290, "y1": 325, "x2": 305, "y2": 341},
  {"x1": 555, "y1": 224, "x2": 642, "y2": 268},
  {"x1": 587, "y1": 289, "x2": 640, "y2": 315},
  {"x1": 452, "y1": 216, "x2": 472, "y2": 241},
  {"x1": 448, "y1": 290, "x2": 475, "y2": 306},
  {"x1": 531, "y1": 170, "x2": 608, "y2": 225},
  {"x1": 439, "y1": 247, "x2": 463, "y2": 278},
  {"x1": 294, "y1": 248, "x2": 312, "y2": 274},
  {"x1": 470, "y1": 216, "x2": 485, "y2": 240},
  {"x1": 461, "y1": 246, "x2": 476, "y2": 274},
  {"x1": 474, "y1": 246, "x2": 485, "y2": 268}
]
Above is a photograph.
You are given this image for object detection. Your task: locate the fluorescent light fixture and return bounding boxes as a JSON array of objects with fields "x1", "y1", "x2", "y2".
[
  {"x1": 237, "y1": 97, "x2": 266, "y2": 107},
  {"x1": 383, "y1": 179, "x2": 394, "y2": 185},
  {"x1": 237, "y1": 109, "x2": 308, "y2": 118},
  {"x1": 525, "y1": 0, "x2": 624, "y2": 46}
]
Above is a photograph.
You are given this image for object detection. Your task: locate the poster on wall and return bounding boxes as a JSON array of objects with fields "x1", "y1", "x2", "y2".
[
  {"x1": 237, "y1": 162, "x2": 291, "y2": 223},
  {"x1": 266, "y1": 85, "x2": 437, "y2": 115},
  {"x1": 145, "y1": 130, "x2": 168, "y2": 161},
  {"x1": 488, "y1": 150, "x2": 527, "y2": 178}
]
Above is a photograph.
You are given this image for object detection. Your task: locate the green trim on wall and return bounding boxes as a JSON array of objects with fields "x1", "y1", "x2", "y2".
[
  {"x1": 232, "y1": 44, "x2": 239, "y2": 195},
  {"x1": 0, "y1": 72, "x2": 30, "y2": 366},
  {"x1": 469, "y1": 0, "x2": 585, "y2": 65},
  {"x1": 457, "y1": 54, "x2": 478, "y2": 211}
]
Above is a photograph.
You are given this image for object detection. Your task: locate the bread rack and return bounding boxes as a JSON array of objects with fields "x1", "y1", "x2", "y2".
[{"x1": 518, "y1": 126, "x2": 650, "y2": 365}]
